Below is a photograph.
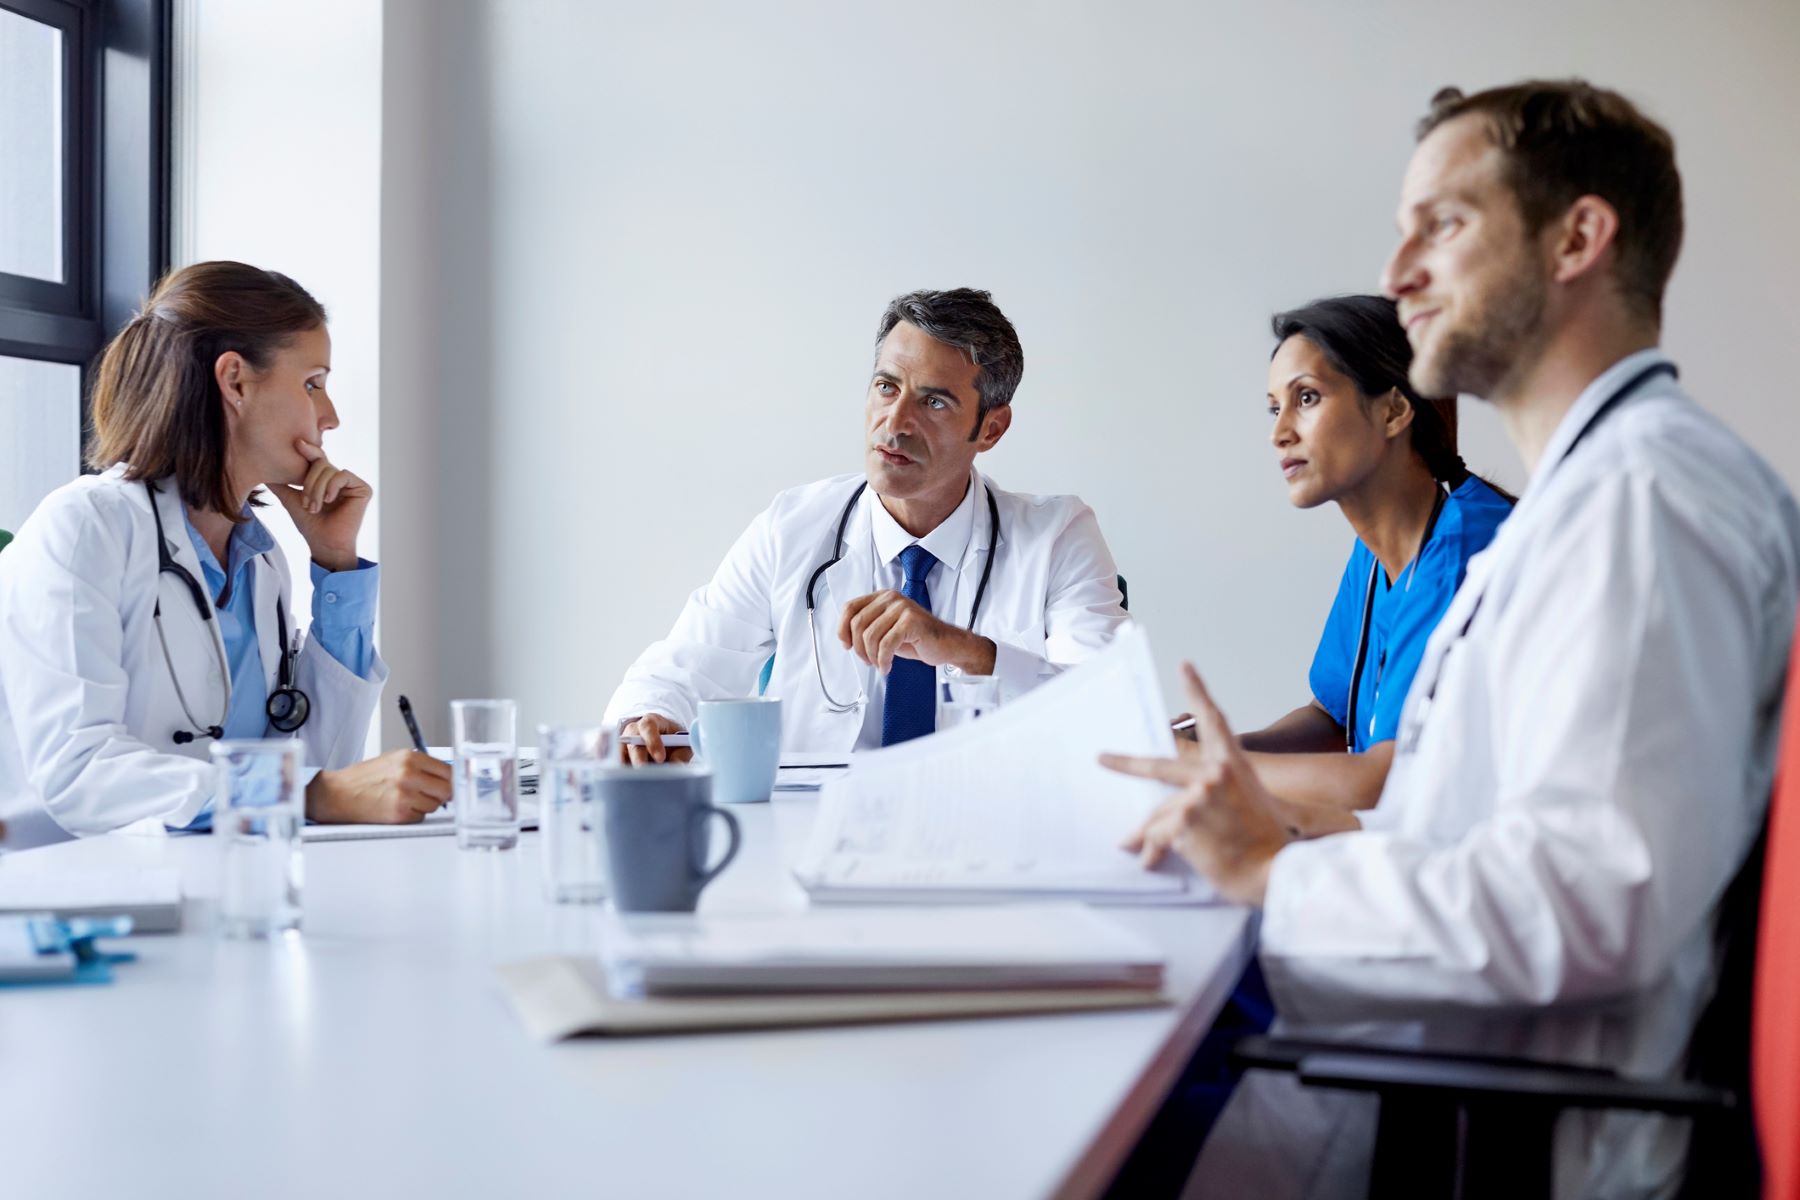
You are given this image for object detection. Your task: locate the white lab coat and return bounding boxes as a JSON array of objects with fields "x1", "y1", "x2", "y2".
[
  {"x1": 1193, "y1": 352, "x2": 1800, "y2": 1199},
  {"x1": 603, "y1": 470, "x2": 1129, "y2": 753},
  {"x1": 0, "y1": 465, "x2": 388, "y2": 841}
]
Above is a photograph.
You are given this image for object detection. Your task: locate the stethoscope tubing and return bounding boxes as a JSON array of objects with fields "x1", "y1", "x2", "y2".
[
  {"x1": 804, "y1": 479, "x2": 1001, "y2": 714},
  {"x1": 145, "y1": 481, "x2": 310, "y2": 742}
]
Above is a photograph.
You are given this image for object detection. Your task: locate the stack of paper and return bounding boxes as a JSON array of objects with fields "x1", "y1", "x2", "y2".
[
  {"x1": 794, "y1": 626, "x2": 1212, "y2": 905},
  {"x1": 599, "y1": 903, "x2": 1164, "y2": 996}
]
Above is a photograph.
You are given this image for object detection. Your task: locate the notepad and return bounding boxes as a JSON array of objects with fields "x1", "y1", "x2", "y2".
[
  {"x1": 0, "y1": 866, "x2": 183, "y2": 933},
  {"x1": 774, "y1": 756, "x2": 852, "y2": 792},
  {"x1": 599, "y1": 903, "x2": 1166, "y2": 996},
  {"x1": 794, "y1": 627, "x2": 1214, "y2": 905},
  {"x1": 302, "y1": 801, "x2": 540, "y2": 843}
]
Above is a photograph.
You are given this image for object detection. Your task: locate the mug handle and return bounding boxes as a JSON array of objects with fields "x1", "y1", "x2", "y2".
[
  {"x1": 689, "y1": 805, "x2": 742, "y2": 889},
  {"x1": 689, "y1": 713, "x2": 704, "y2": 759}
]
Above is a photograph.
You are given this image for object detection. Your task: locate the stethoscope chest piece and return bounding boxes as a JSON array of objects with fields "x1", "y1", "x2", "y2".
[{"x1": 266, "y1": 683, "x2": 309, "y2": 733}]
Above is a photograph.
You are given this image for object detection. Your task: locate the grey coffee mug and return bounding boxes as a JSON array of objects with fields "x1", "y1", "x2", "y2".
[{"x1": 599, "y1": 764, "x2": 742, "y2": 913}]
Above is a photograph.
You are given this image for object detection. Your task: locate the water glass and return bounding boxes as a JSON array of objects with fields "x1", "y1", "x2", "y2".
[
  {"x1": 537, "y1": 723, "x2": 614, "y2": 903},
  {"x1": 453, "y1": 699, "x2": 520, "y2": 850},
  {"x1": 938, "y1": 671, "x2": 1002, "y2": 731},
  {"x1": 210, "y1": 740, "x2": 304, "y2": 938}
]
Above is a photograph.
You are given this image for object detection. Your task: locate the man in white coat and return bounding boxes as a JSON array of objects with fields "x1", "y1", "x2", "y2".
[
  {"x1": 1104, "y1": 81, "x2": 1800, "y2": 1196},
  {"x1": 605, "y1": 288, "x2": 1129, "y2": 761}
]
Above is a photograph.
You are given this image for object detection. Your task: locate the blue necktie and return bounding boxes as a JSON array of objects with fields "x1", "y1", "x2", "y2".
[{"x1": 881, "y1": 544, "x2": 938, "y2": 746}]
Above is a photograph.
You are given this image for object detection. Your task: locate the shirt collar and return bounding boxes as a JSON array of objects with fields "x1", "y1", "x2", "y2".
[
  {"x1": 1525, "y1": 346, "x2": 1671, "y2": 496},
  {"x1": 181, "y1": 503, "x2": 275, "y2": 589},
  {"x1": 868, "y1": 470, "x2": 979, "y2": 573}
]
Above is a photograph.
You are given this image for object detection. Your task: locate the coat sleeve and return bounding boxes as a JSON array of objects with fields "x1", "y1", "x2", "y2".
[
  {"x1": 1259, "y1": 468, "x2": 1788, "y2": 1020},
  {"x1": 0, "y1": 492, "x2": 214, "y2": 833},
  {"x1": 603, "y1": 501, "x2": 781, "y2": 730},
  {"x1": 989, "y1": 499, "x2": 1130, "y2": 701}
]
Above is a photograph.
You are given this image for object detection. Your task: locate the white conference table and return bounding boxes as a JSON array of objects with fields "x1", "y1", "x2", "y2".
[{"x1": 1, "y1": 797, "x2": 1252, "y2": 1200}]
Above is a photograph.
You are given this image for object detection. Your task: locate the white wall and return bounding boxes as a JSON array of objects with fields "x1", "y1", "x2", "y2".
[
  {"x1": 174, "y1": 0, "x2": 384, "y2": 747},
  {"x1": 183, "y1": 1, "x2": 1800, "y2": 743},
  {"x1": 398, "y1": 0, "x2": 1798, "y2": 741},
  {"x1": 173, "y1": 0, "x2": 384, "y2": 739}
]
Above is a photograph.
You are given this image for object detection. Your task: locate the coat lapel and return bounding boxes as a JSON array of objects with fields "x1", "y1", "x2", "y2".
[{"x1": 143, "y1": 478, "x2": 232, "y2": 722}]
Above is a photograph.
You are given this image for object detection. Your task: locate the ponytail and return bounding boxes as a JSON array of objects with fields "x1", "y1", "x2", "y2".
[{"x1": 1408, "y1": 396, "x2": 1471, "y2": 488}]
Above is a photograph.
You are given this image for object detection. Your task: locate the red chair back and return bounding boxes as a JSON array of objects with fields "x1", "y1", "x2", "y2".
[{"x1": 1755, "y1": 610, "x2": 1800, "y2": 1200}]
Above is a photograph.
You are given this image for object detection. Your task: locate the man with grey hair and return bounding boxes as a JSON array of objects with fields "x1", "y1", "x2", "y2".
[{"x1": 605, "y1": 287, "x2": 1129, "y2": 761}]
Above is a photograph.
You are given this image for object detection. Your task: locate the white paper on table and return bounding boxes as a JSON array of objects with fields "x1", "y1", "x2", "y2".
[{"x1": 795, "y1": 625, "x2": 1210, "y2": 901}]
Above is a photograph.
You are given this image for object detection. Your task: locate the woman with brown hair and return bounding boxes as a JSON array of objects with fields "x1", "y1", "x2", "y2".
[{"x1": 0, "y1": 261, "x2": 449, "y2": 841}]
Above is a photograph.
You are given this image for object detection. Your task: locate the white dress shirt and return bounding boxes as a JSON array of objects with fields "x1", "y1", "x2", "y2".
[
  {"x1": 1193, "y1": 351, "x2": 1800, "y2": 1199},
  {"x1": 851, "y1": 474, "x2": 982, "y2": 749},
  {"x1": 604, "y1": 468, "x2": 1130, "y2": 757}
]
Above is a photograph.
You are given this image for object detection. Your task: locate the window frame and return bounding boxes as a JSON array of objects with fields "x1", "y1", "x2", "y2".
[{"x1": 0, "y1": 0, "x2": 171, "y2": 440}]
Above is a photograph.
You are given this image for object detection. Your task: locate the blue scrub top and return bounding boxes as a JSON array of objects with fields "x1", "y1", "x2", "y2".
[{"x1": 1308, "y1": 475, "x2": 1511, "y2": 752}]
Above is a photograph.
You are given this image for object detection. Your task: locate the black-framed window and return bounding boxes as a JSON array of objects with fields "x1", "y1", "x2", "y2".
[{"x1": 0, "y1": 0, "x2": 169, "y2": 532}]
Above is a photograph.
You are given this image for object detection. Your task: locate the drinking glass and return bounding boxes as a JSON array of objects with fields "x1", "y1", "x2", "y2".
[
  {"x1": 210, "y1": 740, "x2": 304, "y2": 938},
  {"x1": 453, "y1": 699, "x2": 519, "y2": 850},
  {"x1": 537, "y1": 723, "x2": 614, "y2": 903},
  {"x1": 938, "y1": 671, "x2": 1002, "y2": 731}
]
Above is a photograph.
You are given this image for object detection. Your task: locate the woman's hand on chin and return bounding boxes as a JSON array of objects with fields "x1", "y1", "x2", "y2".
[{"x1": 271, "y1": 439, "x2": 371, "y2": 572}]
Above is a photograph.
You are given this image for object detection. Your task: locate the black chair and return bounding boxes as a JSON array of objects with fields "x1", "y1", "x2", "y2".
[{"x1": 1227, "y1": 827, "x2": 1765, "y2": 1199}]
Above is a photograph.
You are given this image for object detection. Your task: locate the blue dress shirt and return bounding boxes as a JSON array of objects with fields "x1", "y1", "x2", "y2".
[
  {"x1": 174, "y1": 509, "x2": 379, "y2": 827},
  {"x1": 1308, "y1": 476, "x2": 1511, "y2": 752}
]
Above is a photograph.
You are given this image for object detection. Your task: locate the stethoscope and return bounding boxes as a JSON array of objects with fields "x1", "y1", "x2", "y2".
[
  {"x1": 1395, "y1": 359, "x2": 1679, "y2": 756},
  {"x1": 1344, "y1": 483, "x2": 1448, "y2": 751},
  {"x1": 146, "y1": 481, "x2": 311, "y2": 745},
  {"x1": 803, "y1": 480, "x2": 1002, "y2": 714}
]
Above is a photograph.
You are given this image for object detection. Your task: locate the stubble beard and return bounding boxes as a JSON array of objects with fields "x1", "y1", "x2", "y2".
[{"x1": 1410, "y1": 257, "x2": 1548, "y2": 403}]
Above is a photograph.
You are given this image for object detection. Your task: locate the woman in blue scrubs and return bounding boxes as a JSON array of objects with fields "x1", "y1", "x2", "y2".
[
  {"x1": 1126, "y1": 294, "x2": 1512, "y2": 1168},
  {"x1": 1232, "y1": 294, "x2": 1511, "y2": 834}
]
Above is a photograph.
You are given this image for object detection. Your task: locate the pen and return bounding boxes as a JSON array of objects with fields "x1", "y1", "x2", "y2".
[
  {"x1": 619, "y1": 733, "x2": 693, "y2": 748},
  {"x1": 398, "y1": 694, "x2": 429, "y2": 754},
  {"x1": 1171, "y1": 716, "x2": 1196, "y2": 733}
]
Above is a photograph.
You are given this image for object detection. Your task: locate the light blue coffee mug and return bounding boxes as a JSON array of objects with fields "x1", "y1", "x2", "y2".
[{"x1": 691, "y1": 698, "x2": 782, "y2": 804}]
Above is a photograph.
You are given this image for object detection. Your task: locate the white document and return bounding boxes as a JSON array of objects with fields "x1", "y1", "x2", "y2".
[
  {"x1": 0, "y1": 866, "x2": 184, "y2": 932},
  {"x1": 795, "y1": 625, "x2": 1211, "y2": 904},
  {"x1": 600, "y1": 902, "x2": 1166, "y2": 995}
]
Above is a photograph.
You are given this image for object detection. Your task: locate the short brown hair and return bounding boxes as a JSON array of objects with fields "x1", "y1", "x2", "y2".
[
  {"x1": 875, "y1": 288, "x2": 1024, "y2": 419},
  {"x1": 1418, "y1": 80, "x2": 1683, "y2": 322},
  {"x1": 89, "y1": 261, "x2": 326, "y2": 519}
]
